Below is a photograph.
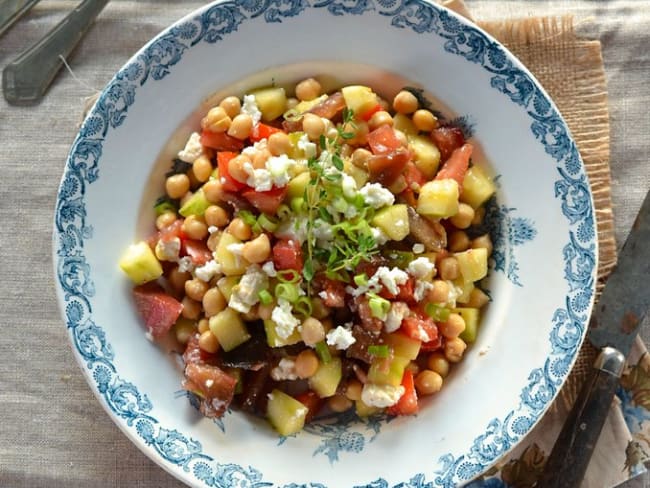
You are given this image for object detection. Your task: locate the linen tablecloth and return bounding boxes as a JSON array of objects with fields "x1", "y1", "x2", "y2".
[{"x1": 0, "y1": 1, "x2": 649, "y2": 487}]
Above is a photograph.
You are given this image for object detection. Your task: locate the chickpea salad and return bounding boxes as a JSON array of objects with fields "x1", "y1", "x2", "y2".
[{"x1": 119, "y1": 79, "x2": 496, "y2": 436}]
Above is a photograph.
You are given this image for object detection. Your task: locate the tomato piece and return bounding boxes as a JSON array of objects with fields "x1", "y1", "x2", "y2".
[
  {"x1": 435, "y1": 143, "x2": 473, "y2": 189},
  {"x1": 319, "y1": 278, "x2": 346, "y2": 308},
  {"x1": 420, "y1": 335, "x2": 443, "y2": 352},
  {"x1": 250, "y1": 123, "x2": 285, "y2": 142},
  {"x1": 379, "y1": 277, "x2": 415, "y2": 303},
  {"x1": 133, "y1": 283, "x2": 183, "y2": 338},
  {"x1": 359, "y1": 103, "x2": 382, "y2": 122},
  {"x1": 387, "y1": 370, "x2": 419, "y2": 416},
  {"x1": 241, "y1": 186, "x2": 288, "y2": 215},
  {"x1": 399, "y1": 188, "x2": 418, "y2": 208},
  {"x1": 217, "y1": 151, "x2": 247, "y2": 192},
  {"x1": 183, "y1": 363, "x2": 237, "y2": 417},
  {"x1": 272, "y1": 239, "x2": 303, "y2": 271},
  {"x1": 159, "y1": 219, "x2": 185, "y2": 242},
  {"x1": 367, "y1": 148, "x2": 411, "y2": 186},
  {"x1": 295, "y1": 390, "x2": 324, "y2": 422},
  {"x1": 201, "y1": 130, "x2": 244, "y2": 152},
  {"x1": 183, "y1": 239, "x2": 213, "y2": 265},
  {"x1": 367, "y1": 125, "x2": 403, "y2": 155},
  {"x1": 430, "y1": 125, "x2": 465, "y2": 163},
  {"x1": 401, "y1": 314, "x2": 439, "y2": 343},
  {"x1": 403, "y1": 162, "x2": 426, "y2": 189}
]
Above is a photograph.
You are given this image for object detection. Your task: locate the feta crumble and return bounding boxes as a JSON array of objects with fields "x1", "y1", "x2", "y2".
[
  {"x1": 341, "y1": 173, "x2": 358, "y2": 199},
  {"x1": 208, "y1": 225, "x2": 219, "y2": 235},
  {"x1": 266, "y1": 154, "x2": 295, "y2": 187},
  {"x1": 270, "y1": 358, "x2": 298, "y2": 381},
  {"x1": 241, "y1": 94, "x2": 262, "y2": 125},
  {"x1": 385, "y1": 302, "x2": 409, "y2": 333},
  {"x1": 407, "y1": 257, "x2": 435, "y2": 279},
  {"x1": 271, "y1": 298, "x2": 300, "y2": 339},
  {"x1": 414, "y1": 280, "x2": 434, "y2": 302},
  {"x1": 177, "y1": 132, "x2": 203, "y2": 163},
  {"x1": 228, "y1": 266, "x2": 268, "y2": 313},
  {"x1": 243, "y1": 162, "x2": 273, "y2": 192},
  {"x1": 371, "y1": 227, "x2": 390, "y2": 245},
  {"x1": 360, "y1": 182, "x2": 395, "y2": 209},
  {"x1": 412, "y1": 243, "x2": 425, "y2": 254},
  {"x1": 373, "y1": 266, "x2": 409, "y2": 295},
  {"x1": 226, "y1": 242, "x2": 244, "y2": 255},
  {"x1": 262, "y1": 261, "x2": 277, "y2": 277},
  {"x1": 177, "y1": 256, "x2": 195, "y2": 273},
  {"x1": 155, "y1": 237, "x2": 181, "y2": 261},
  {"x1": 297, "y1": 133, "x2": 317, "y2": 159},
  {"x1": 195, "y1": 260, "x2": 222, "y2": 282},
  {"x1": 326, "y1": 326, "x2": 356, "y2": 350},
  {"x1": 361, "y1": 383, "x2": 405, "y2": 408}
]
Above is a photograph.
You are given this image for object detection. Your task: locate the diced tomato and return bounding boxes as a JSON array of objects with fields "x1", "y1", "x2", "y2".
[
  {"x1": 319, "y1": 278, "x2": 346, "y2": 308},
  {"x1": 359, "y1": 103, "x2": 382, "y2": 122},
  {"x1": 379, "y1": 277, "x2": 415, "y2": 303},
  {"x1": 367, "y1": 148, "x2": 411, "y2": 186},
  {"x1": 401, "y1": 314, "x2": 439, "y2": 343},
  {"x1": 183, "y1": 363, "x2": 237, "y2": 417},
  {"x1": 435, "y1": 143, "x2": 472, "y2": 189},
  {"x1": 201, "y1": 130, "x2": 244, "y2": 152},
  {"x1": 387, "y1": 370, "x2": 419, "y2": 416},
  {"x1": 159, "y1": 219, "x2": 185, "y2": 242},
  {"x1": 399, "y1": 188, "x2": 418, "y2": 207},
  {"x1": 272, "y1": 239, "x2": 303, "y2": 271},
  {"x1": 183, "y1": 333, "x2": 218, "y2": 365},
  {"x1": 217, "y1": 151, "x2": 247, "y2": 192},
  {"x1": 183, "y1": 239, "x2": 213, "y2": 265},
  {"x1": 250, "y1": 123, "x2": 285, "y2": 142},
  {"x1": 241, "y1": 186, "x2": 288, "y2": 215},
  {"x1": 367, "y1": 125, "x2": 403, "y2": 155},
  {"x1": 430, "y1": 125, "x2": 465, "y2": 163},
  {"x1": 133, "y1": 283, "x2": 183, "y2": 338},
  {"x1": 403, "y1": 162, "x2": 426, "y2": 189},
  {"x1": 295, "y1": 390, "x2": 324, "y2": 422},
  {"x1": 420, "y1": 335, "x2": 443, "y2": 352}
]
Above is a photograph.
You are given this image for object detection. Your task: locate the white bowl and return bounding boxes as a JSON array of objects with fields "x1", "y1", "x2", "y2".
[{"x1": 53, "y1": 1, "x2": 597, "y2": 486}]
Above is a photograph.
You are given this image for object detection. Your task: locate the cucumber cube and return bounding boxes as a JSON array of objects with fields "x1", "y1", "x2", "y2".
[
  {"x1": 417, "y1": 179, "x2": 459, "y2": 218},
  {"x1": 309, "y1": 357, "x2": 342, "y2": 398},
  {"x1": 455, "y1": 248, "x2": 488, "y2": 283},
  {"x1": 215, "y1": 232, "x2": 249, "y2": 276},
  {"x1": 384, "y1": 332, "x2": 421, "y2": 360},
  {"x1": 454, "y1": 307, "x2": 480, "y2": 343},
  {"x1": 179, "y1": 188, "x2": 211, "y2": 217},
  {"x1": 341, "y1": 85, "x2": 377, "y2": 116},
  {"x1": 216, "y1": 276, "x2": 240, "y2": 301},
  {"x1": 264, "y1": 319, "x2": 302, "y2": 347},
  {"x1": 408, "y1": 134, "x2": 441, "y2": 179},
  {"x1": 355, "y1": 399, "x2": 381, "y2": 418},
  {"x1": 392, "y1": 113, "x2": 417, "y2": 136},
  {"x1": 251, "y1": 87, "x2": 287, "y2": 122},
  {"x1": 119, "y1": 241, "x2": 163, "y2": 285},
  {"x1": 287, "y1": 172, "x2": 311, "y2": 200},
  {"x1": 372, "y1": 204, "x2": 409, "y2": 241},
  {"x1": 461, "y1": 165, "x2": 496, "y2": 209},
  {"x1": 209, "y1": 308, "x2": 251, "y2": 351},
  {"x1": 367, "y1": 356, "x2": 409, "y2": 386},
  {"x1": 267, "y1": 389, "x2": 308, "y2": 436}
]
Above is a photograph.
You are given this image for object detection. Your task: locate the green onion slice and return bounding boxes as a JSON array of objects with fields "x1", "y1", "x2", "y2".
[
  {"x1": 315, "y1": 341, "x2": 331, "y2": 363},
  {"x1": 425, "y1": 302, "x2": 451, "y2": 322},
  {"x1": 368, "y1": 345, "x2": 390, "y2": 358}
]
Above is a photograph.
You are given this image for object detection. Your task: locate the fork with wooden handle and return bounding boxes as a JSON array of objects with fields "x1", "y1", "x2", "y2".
[{"x1": 2, "y1": 0, "x2": 109, "y2": 105}]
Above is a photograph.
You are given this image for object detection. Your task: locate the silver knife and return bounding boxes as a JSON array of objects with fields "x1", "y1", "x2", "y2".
[
  {"x1": 0, "y1": 0, "x2": 41, "y2": 38},
  {"x1": 538, "y1": 189, "x2": 650, "y2": 487}
]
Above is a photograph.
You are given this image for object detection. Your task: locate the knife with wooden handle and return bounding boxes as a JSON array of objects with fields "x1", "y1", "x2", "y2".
[{"x1": 537, "y1": 189, "x2": 650, "y2": 487}]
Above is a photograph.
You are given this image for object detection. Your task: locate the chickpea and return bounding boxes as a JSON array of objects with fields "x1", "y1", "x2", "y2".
[
  {"x1": 182, "y1": 215, "x2": 209, "y2": 240},
  {"x1": 242, "y1": 305, "x2": 259, "y2": 322},
  {"x1": 156, "y1": 212, "x2": 177, "y2": 230},
  {"x1": 227, "y1": 218, "x2": 252, "y2": 241},
  {"x1": 175, "y1": 320, "x2": 196, "y2": 345},
  {"x1": 241, "y1": 234, "x2": 271, "y2": 263},
  {"x1": 427, "y1": 353, "x2": 450, "y2": 378},
  {"x1": 412, "y1": 109, "x2": 437, "y2": 132},
  {"x1": 202, "y1": 287, "x2": 226, "y2": 317},
  {"x1": 449, "y1": 203, "x2": 475, "y2": 230},
  {"x1": 393, "y1": 90, "x2": 419, "y2": 114},
  {"x1": 367, "y1": 110, "x2": 393, "y2": 131},
  {"x1": 219, "y1": 96, "x2": 241, "y2": 118},
  {"x1": 192, "y1": 155, "x2": 212, "y2": 183},
  {"x1": 185, "y1": 278, "x2": 209, "y2": 301},
  {"x1": 471, "y1": 234, "x2": 493, "y2": 256},
  {"x1": 406, "y1": 361, "x2": 420, "y2": 376},
  {"x1": 448, "y1": 230, "x2": 470, "y2": 252},
  {"x1": 445, "y1": 337, "x2": 467, "y2": 363},
  {"x1": 227, "y1": 113, "x2": 254, "y2": 140},
  {"x1": 428, "y1": 280, "x2": 450, "y2": 303},
  {"x1": 203, "y1": 179, "x2": 225, "y2": 203},
  {"x1": 310, "y1": 298, "x2": 330, "y2": 320},
  {"x1": 294, "y1": 349, "x2": 319, "y2": 379},
  {"x1": 302, "y1": 113, "x2": 326, "y2": 141},
  {"x1": 467, "y1": 288, "x2": 490, "y2": 308},
  {"x1": 438, "y1": 257, "x2": 459, "y2": 281},
  {"x1": 227, "y1": 154, "x2": 252, "y2": 184},
  {"x1": 252, "y1": 148, "x2": 271, "y2": 169},
  {"x1": 415, "y1": 370, "x2": 443, "y2": 396},
  {"x1": 258, "y1": 302, "x2": 275, "y2": 320},
  {"x1": 206, "y1": 231, "x2": 221, "y2": 251},
  {"x1": 439, "y1": 313, "x2": 466, "y2": 339},
  {"x1": 180, "y1": 191, "x2": 194, "y2": 208},
  {"x1": 345, "y1": 379, "x2": 363, "y2": 401},
  {"x1": 168, "y1": 264, "x2": 189, "y2": 290},
  {"x1": 393, "y1": 129, "x2": 408, "y2": 146},
  {"x1": 328, "y1": 395, "x2": 353, "y2": 413},
  {"x1": 300, "y1": 317, "x2": 325, "y2": 346},
  {"x1": 181, "y1": 297, "x2": 202, "y2": 320},
  {"x1": 198, "y1": 330, "x2": 219, "y2": 353},
  {"x1": 352, "y1": 148, "x2": 372, "y2": 168},
  {"x1": 267, "y1": 132, "x2": 292, "y2": 156},
  {"x1": 295, "y1": 78, "x2": 322, "y2": 101},
  {"x1": 286, "y1": 97, "x2": 299, "y2": 110},
  {"x1": 165, "y1": 173, "x2": 190, "y2": 199},
  {"x1": 388, "y1": 175, "x2": 408, "y2": 194},
  {"x1": 201, "y1": 106, "x2": 231, "y2": 133},
  {"x1": 204, "y1": 205, "x2": 229, "y2": 228},
  {"x1": 197, "y1": 318, "x2": 210, "y2": 334}
]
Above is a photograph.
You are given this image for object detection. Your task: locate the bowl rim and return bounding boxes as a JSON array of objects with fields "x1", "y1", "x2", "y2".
[{"x1": 53, "y1": 0, "x2": 598, "y2": 486}]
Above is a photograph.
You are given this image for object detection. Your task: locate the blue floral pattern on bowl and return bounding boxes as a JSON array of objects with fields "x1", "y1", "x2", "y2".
[{"x1": 54, "y1": 0, "x2": 596, "y2": 486}]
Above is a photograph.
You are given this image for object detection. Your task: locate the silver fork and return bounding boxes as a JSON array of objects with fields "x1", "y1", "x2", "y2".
[{"x1": 2, "y1": 0, "x2": 109, "y2": 105}]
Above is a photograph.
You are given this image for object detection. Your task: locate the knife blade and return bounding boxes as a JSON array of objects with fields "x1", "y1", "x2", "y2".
[
  {"x1": 538, "y1": 189, "x2": 650, "y2": 487},
  {"x1": 0, "y1": 0, "x2": 41, "y2": 38}
]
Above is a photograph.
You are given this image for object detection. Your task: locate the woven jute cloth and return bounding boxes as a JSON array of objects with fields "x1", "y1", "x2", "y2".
[{"x1": 444, "y1": 0, "x2": 616, "y2": 411}]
